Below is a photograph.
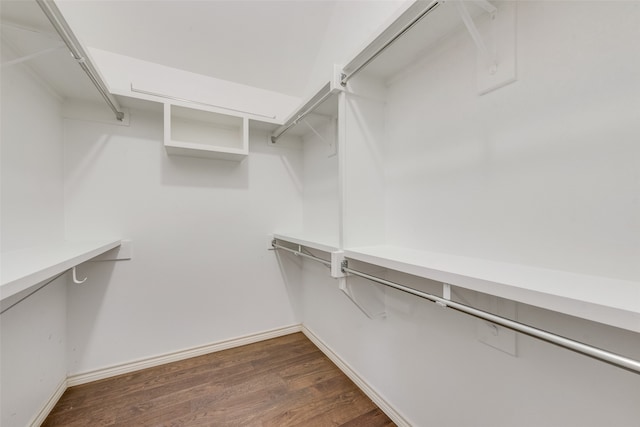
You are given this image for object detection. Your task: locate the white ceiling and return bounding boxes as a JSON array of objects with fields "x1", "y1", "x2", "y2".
[
  {"x1": 55, "y1": 0, "x2": 339, "y2": 98},
  {"x1": 1, "y1": 0, "x2": 406, "y2": 103}
]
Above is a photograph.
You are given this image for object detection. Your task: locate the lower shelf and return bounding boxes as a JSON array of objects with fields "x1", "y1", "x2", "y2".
[
  {"x1": 1, "y1": 239, "x2": 122, "y2": 301},
  {"x1": 343, "y1": 245, "x2": 640, "y2": 333},
  {"x1": 164, "y1": 140, "x2": 247, "y2": 161},
  {"x1": 272, "y1": 232, "x2": 339, "y2": 253}
]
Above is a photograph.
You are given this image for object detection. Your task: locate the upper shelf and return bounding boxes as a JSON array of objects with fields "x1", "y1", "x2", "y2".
[
  {"x1": 344, "y1": 245, "x2": 640, "y2": 333},
  {"x1": 0, "y1": 239, "x2": 122, "y2": 302},
  {"x1": 0, "y1": 3, "x2": 109, "y2": 105},
  {"x1": 340, "y1": 0, "x2": 514, "y2": 93},
  {"x1": 270, "y1": 75, "x2": 342, "y2": 143}
]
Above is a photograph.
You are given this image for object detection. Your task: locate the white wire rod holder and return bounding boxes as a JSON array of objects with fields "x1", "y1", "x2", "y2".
[
  {"x1": 130, "y1": 86, "x2": 276, "y2": 120},
  {"x1": 341, "y1": 262, "x2": 640, "y2": 375},
  {"x1": 272, "y1": 241, "x2": 332, "y2": 268},
  {"x1": 35, "y1": 0, "x2": 125, "y2": 122},
  {"x1": 271, "y1": 82, "x2": 335, "y2": 144},
  {"x1": 340, "y1": 0, "x2": 440, "y2": 86}
]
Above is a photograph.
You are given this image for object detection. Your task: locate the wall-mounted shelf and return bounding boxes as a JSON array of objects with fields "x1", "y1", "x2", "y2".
[
  {"x1": 341, "y1": 0, "x2": 516, "y2": 93},
  {"x1": 164, "y1": 103, "x2": 248, "y2": 161},
  {"x1": 271, "y1": 71, "x2": 343, "y2": 144},
  {"x1": 344, "y1": 245, "x2": 640, "y2": 333},
  {"x1": 271, "y1": 233, "x2": 345, "y2": 279},
  {"x1": 0, "y1": 239, "x2": 122, "y2": 302},
  {"x1": 273, "y1": 233, "x2": 339, "y2": 254}
]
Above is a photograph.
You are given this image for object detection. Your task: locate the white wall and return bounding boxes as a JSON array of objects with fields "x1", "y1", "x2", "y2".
[
  {"x1": 301, "y1": 118, "x2": 340, "y2": 243},
  {"x1": 1, "y1": 46, "x2": 65, "y2": 251},
  {"x1": 294, "y1": 2, "x2": 640, "y2": 426},
  {"x1": 1, "y1": 44, "x2": 68, "y2": 427},
  {"x1": 63, "y1": 107, "x2": 304, "y2": 374},
  {"x1": 384, "y1": 1, "x2": 640, "y2": 281}
]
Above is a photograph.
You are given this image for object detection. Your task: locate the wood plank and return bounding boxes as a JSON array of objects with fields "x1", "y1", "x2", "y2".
[{"x1": 43, "y1": 333, "x2": 395, "y2": 427}]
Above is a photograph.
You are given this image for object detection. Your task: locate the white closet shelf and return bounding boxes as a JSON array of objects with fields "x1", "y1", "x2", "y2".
[
  {"x1": 164, "y1": 140, "x2": 248, "y2": 161},
  {"x1": 164, "y1": 103, "x2": 249, "y2": 161},
  {"x1": 271, "y1": 76, "x2": 342, "y2": 143},
  {"x1": 273, "y1": 233, "x2": 339, "y2": 253},
  {"x1": 344, "y1": 245, "x2": 640, "y2": 333},
  {"x1": 0, "y1": 239, "x2": 121, "y2": 301}
]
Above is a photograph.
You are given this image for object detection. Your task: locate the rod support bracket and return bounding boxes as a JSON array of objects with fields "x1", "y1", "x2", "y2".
[
  {"x1": 340, "y1": 73, "x2": 347, "y2": 87},
  {"x1": 331, "y1": 251, "x2": 347, "y2": 278},
  {"x1": 437, "y1": 283, "x2": 451, "y2": 308}
]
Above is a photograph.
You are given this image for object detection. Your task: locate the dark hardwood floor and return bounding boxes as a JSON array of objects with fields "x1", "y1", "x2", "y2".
[{"x1": 43, "y1": 332, "x2": 395, "y2": 426}]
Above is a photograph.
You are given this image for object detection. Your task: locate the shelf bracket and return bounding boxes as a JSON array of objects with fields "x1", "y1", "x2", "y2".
[
  {"x1": 453, "y1": 0, "x2": 517, "y2": 94},
  {"x1": 301, "y1": 119, "x2": 328, "y2": 145},
  {"x1": 453, "y1": 0, "x2": 497, "y2": 74},
  {"x1": 339, "y1": 260, "x2": 386, "y2": 319}
]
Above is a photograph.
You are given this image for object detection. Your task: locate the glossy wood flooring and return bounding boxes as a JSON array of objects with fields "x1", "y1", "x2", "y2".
[{"x1": 43, "y1": 333, "x2": 395, "y2": 426}]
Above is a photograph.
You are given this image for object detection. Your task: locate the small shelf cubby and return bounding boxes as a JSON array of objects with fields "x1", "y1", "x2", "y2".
[{"x1": 164, "y1": 103, "x2": 248, "y2": 161}]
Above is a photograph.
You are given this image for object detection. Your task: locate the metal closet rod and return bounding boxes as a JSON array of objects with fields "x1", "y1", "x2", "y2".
[
  {"x1": 271, "y1": 82, "x2": 334, "y2": 143},
  {"x1": 341, "y1": 262, "x2": 640, "y2": 375},
  {"x1": 340, "y1": 0, "x2": 440, "y2": 86},
  {"x1": 36, "y1": 0, "x2": 125, "y2": 121},
  {"x1": 272, "y1": 241, "x2": 331, "y2": 267}
]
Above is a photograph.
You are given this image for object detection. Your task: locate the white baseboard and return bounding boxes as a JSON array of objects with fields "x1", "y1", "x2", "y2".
[
  {"x1": 67, "y1": 324, "x2": 302, "y2": 387},
  {"x1": 29, "y1": 377, "x2": 67, "y2": 427},
  {"x1": 301, "y1": 325, "x2": 411, "y2": 427}
]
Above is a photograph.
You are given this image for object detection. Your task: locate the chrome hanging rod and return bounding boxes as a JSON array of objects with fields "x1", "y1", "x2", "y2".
[
  {"x1": 341, "y1": 261, "x2": 640, "y2": 375},
  {"x1": 340, "y1": 0, "x2": 440, "y2": 86},
  {"x1": 272, "y1": 241, "x2": 331, "y2": 267},
  {"x1": 271, "y1": 82, "x2": 335, "y2": 144},
  {"x1": 35, "y1": 0, "x2": 125, "y2": 121}
]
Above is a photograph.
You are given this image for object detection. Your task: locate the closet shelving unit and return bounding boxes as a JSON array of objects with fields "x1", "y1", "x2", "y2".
[
  {"x1": 272, "y1": 0, "x2": 640, "y2": 372},
  {"x1": 0, "y1": 240, "x2": 122, "y2": 302},
  {"x1": 270, "y1": 78, "x2": 342, "y2": 144},
  {"x1": 1, "y1": 2, "x2": 127, "y2": 307},
  {"x1": 271, "y1": 75, "x2": 343, "y2": 256},
  {"x1": 336, "y1": 0, "x2": 639, "y2": 334},
  {"x1": 343, "y1": 246, "x2": 640, "y2": 333},
  {"x1": 272, "y1": 233, "x2": 339, "y2": 254},
  {"x1": 164, "y1": 103, "x2": 248, "y2": 161}
]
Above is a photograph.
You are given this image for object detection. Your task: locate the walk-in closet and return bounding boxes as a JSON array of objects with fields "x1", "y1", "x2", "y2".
[{"x1": 1, "y1": 1, "x2": 639, "y2": 426}]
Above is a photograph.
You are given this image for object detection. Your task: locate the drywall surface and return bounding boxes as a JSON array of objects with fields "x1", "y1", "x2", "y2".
[
  {"x1": 63, "y1": 109, "x2": 303, "y2": 374},
  {"x1": 384, "y1": 1, "x2": 640, "y2": 281},
  {"x1": 0, "y1": 278, "x2": 67, "y2": 427},
  {"x1": 301, "y1": 118, "x2": 339, "y2": 243},
  {"x1": 1, "y1": 44, "x2": 64, "y2": 251},
  {"x1": 1, "y1": 46, "x2": 68, "y2": 427}
]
